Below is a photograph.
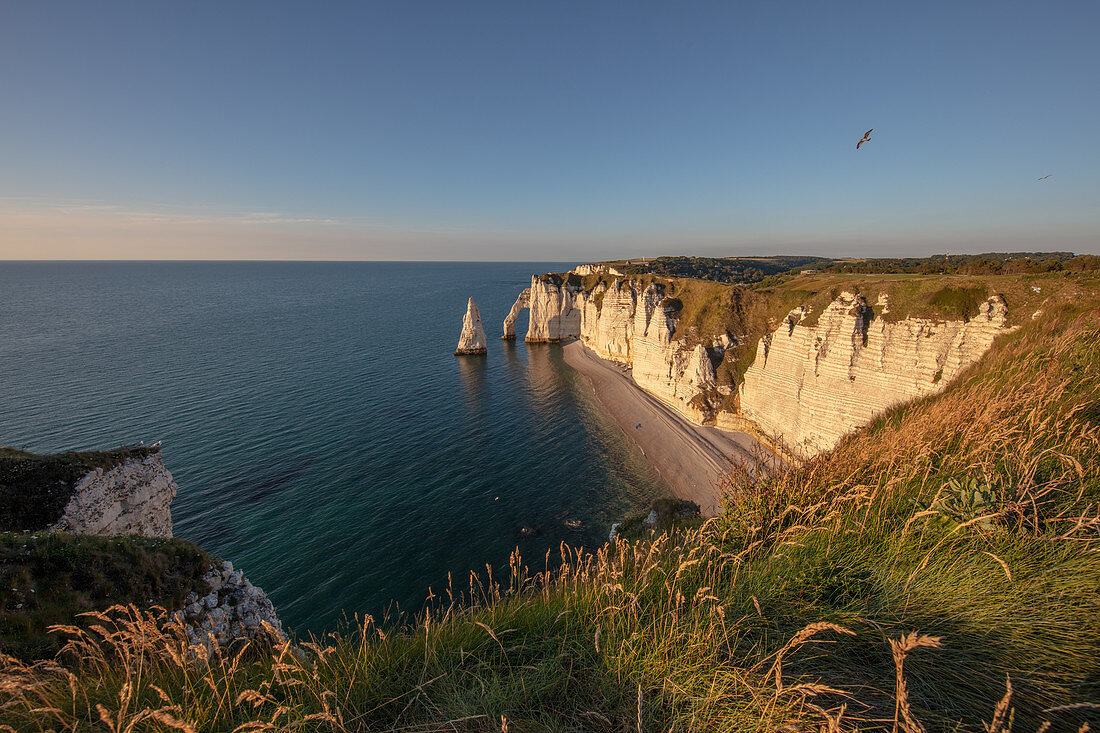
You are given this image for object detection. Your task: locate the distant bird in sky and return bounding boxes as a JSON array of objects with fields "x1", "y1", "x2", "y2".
[
  {"x1": 1038, "y1": 175, "x2": 1052, "y2": 180},
  {"x1": 856, "y1": 129, "x2": 873, "y2": 149}
]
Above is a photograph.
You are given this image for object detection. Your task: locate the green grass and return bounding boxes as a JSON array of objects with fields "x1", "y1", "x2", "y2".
[
  {"x1": 926, "y1": 284, "x2": 989, "y2": 320},
  {"x1": 2, "y1": 297, "x2": 1098, "y2": 731},
  {"x1": 0, "y1": 445, "x2": 159, "y2": 532},
  {"x1": 0, "y1": 532, "x2": 211, "y2": 660}
]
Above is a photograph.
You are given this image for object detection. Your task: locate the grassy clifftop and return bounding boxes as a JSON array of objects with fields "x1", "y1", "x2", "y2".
[
  {"x1": 0, "y1": 532, "x2": 212, "y2": 660},
  {"x1": 2, "y1": 291, "x2": 1098, "y2": 729}
]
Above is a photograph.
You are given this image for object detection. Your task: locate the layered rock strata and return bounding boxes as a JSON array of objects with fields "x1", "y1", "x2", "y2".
[
  {"x1": 455, "y1": 297, "x2": 488, "y2": 355},
  {"x1": 175, "y1": 560, "x2": 285, "y2": 654},
  {"x1": 569, "y1": 263, "x2": 625, "y2": 277},
  {"x1": 50, "y1": 453, "x2": 176, "y2": 537},
  {"x1": 526, "y1": 275, "x2": 583, "y2": 342},
  {"x1": 508, "y1": 274, "x2": 1013, "y2": 457},
  {"x1": 739, "y1": 292, "x2": 1011, "y2": 455}
]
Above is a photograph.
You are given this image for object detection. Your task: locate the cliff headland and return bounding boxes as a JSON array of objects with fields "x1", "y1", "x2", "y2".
[
  {"x1": 506, "y1": 257, "x2": 1092, "y2": 469},
  {"x1": 0, "y1": 446, "x2": 283, "y2": 659}
]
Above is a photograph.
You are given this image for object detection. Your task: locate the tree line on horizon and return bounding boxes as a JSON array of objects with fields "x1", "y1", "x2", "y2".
[{"x1": 615, "y1": 252, "x2": 1099, "y2": 285}]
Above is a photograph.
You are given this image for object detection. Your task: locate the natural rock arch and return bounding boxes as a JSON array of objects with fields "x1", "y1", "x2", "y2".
[{"x1": 502, "y1": 287, "x2": 530, "y2": 340}]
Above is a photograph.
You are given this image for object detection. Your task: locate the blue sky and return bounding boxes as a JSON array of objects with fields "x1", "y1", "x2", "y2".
[{"x1": 1, "y1": 1, "x2": 1097, "y2": 260}]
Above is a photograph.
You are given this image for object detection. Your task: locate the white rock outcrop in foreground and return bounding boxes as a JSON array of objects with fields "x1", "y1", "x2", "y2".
[
  {"x1": 455, "y1": 297, "x2": 488, "y2": 354},
  {"x1": 739, "y1": 292, "x2": 1011, "y2": 455},
  {"x1": 50, "y1": 453, "x2": 176, "y2": 537},
  {"x1": 509, "y1": 274, "x2": 1013, "y2": 457},
  {"x1": 175, "y1": 560, "x2": 285, "y2": 654}
]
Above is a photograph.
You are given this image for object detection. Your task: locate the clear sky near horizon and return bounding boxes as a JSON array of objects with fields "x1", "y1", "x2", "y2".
[{"x1": 1, "y1": 1, "x2": 1097, "y2": 261}]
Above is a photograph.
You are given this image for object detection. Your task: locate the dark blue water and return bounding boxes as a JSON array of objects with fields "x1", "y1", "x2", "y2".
[{"x1": 0, "y1": 262, "x2": 665, "y2": 634}]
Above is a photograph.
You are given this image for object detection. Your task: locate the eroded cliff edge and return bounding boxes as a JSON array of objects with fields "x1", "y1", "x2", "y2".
[
  {"x1": 505, "y1": 271, "x2": 1016, "y2": 458},
  {"x1": 0, "y1": 446, "x2": 284, "y2": 658},
  {"x1": 50, "y1": 452, "x2": 177, "y2": 537}
]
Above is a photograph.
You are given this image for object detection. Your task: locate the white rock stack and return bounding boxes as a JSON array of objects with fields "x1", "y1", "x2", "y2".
[{"x1": 455, "y1": 297, "x2": 488, "y2": 355}]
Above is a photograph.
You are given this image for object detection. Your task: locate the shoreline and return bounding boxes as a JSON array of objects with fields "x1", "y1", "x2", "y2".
[{"x1": 562, "y1": 340, "x2": 766, "y2": 516}]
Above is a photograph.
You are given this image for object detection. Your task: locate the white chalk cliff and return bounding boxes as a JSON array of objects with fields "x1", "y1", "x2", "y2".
[
  {"x1": 455, "y1": 297, "x2": 488, "y2": 355},
  {"x1": 739, "y1": 291, "x2": 1011, "y2": 456},
  {"x1": 50, "y1": 453, "x2": 176, "y2": 537},
  {"x1": 508, "y1": 274, "x2": 1013, "y2": 457},
  {"x1": 510, "y1": 275, "x2": 720, "y2": 424},
  {"x1": 527, "y1": 276, "x2": 583, "y2": 342}
]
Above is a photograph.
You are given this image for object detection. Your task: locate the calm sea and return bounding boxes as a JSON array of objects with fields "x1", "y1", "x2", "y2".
[{"x1": 0, "y1": 262, "x2": 665, "y2": 634}]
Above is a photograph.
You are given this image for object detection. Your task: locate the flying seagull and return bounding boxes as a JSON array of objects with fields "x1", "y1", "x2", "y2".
[
  {"x1": 856, "y1": 129, "x2": 873, "y2": 149},
  {"x1": 1038, "y1": 175, "x2": 1052, "y2": 180}
]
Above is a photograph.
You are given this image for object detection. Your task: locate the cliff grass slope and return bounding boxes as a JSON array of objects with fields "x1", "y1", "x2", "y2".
[
  {"x1": 2, "y1": 295, "x2": 1098, "y2": 729},
  {"x1": 0, "y1": 533, "x2": 212, "y2": 661}
]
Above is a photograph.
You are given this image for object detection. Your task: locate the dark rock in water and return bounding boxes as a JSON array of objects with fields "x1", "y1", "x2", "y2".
[
  {"x1": 563, "y1": 518, "x2": 583, "y2": 530},
  {"x1": 517, "y1": 524, "x2": 542, "y2": 538}
]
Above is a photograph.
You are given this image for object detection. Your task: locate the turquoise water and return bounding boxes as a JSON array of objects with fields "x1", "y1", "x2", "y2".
[{"x1": 0, "y1": 262, "x2": 666, "y2": 634}]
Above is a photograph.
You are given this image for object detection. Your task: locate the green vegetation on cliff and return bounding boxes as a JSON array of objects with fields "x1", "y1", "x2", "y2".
[
  {"x1": 3, "y1": 290, "x2": 1098, "y2": 731},
  {"x1": 634, "y1": 255, "x2": 827, "y2": 283},
  {"x1": 0, "y1": 445, "x2": 206, "y2": 661},
  {"x1": 0, "y1": 532, "x2": 211, "y2": 660}
]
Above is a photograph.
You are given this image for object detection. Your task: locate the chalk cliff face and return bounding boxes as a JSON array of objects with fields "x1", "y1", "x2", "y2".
[
  {"x1": 50, "y1": 453, "x2": 176, "y2": 537},
  {"x1": 526, "y1": 276, "x2": 583, "y2": 342},
  {"x1": 628, "y1": 284, "x2": 718, "y2": 421},
  {"x1": 518, "y1": 275, "x2": 718, "y2": 424},
  {"x1": 739, "y1": 292, "x2": 1011, "y2": 455},
  {"x1": 510, "y1": 274, "x2": 1013, "y2": 456},
  {"x1": 455, "y1": 297, "x2": 488, "y2": 355},
  {"x1": 592, "y1": 280, "x2": 634, "y2": 362}
]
